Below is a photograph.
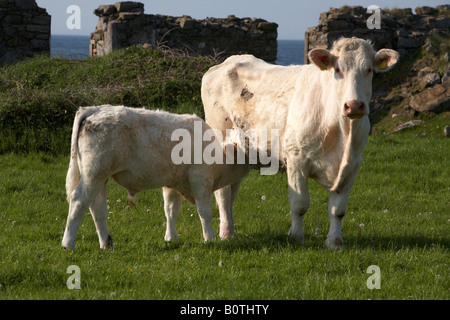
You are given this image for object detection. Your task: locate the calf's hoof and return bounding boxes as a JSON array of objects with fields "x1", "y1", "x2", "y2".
[
  {"x1": 325, "y1": 237, "x2": 344, "y2": 251},
  {"x1": 101, "y1": 235, "x2": 114, "y2": 249},
  {"x1": 288, "y1": 228, "x2": 305, "y2": 245}
]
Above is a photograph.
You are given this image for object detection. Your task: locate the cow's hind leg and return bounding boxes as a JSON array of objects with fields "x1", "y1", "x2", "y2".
[
  {"x1": 163, "y1": 187, "x2": 182, "y2": 242},
  {"x1": 214, "y1": 179, "x2": 242, "y2": 239},
  {"x1": 90, "y1": 181, "x2": 113, "y2": 249},
  {"x1": 287, "y1": 163, "x2": 310, "y2": 245},
  {"x1": 62, "y1": 178, "x2": 104, "y2": 250}
]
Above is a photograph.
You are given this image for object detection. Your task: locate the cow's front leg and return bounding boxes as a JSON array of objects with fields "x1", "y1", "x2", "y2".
[
  {"x1": 325, "y1": 191, "x2": 348, "y2": 251},
  {"x1": 287, "y1": 163, "x2": 310, "y2": 245},
  {"x1": 195, "y1": 193, "x2": 215, "y2": 242},
  {"x1": 163, "y1": 187, "x2": 182, "y2": 242},
  {"x1": 325, "y1": 167, "x2": 359, "y2": 251}
]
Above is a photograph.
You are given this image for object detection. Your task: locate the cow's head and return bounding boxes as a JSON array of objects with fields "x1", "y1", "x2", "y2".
[{"x1": 309, "y1": 37, "x2": 399, "y2": 119}]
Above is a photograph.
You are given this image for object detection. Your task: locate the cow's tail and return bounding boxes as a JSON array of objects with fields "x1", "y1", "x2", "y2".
[{"x1": 65, "y1": 106, "x2": 101, "y2": 202}]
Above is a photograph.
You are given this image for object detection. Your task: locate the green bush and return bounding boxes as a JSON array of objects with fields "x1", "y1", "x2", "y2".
[{"x1": 0, "y1": 46, "x2": 216, "y2": 154}]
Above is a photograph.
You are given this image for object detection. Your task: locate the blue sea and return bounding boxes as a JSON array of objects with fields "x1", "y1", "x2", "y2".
[{"x1": 51, "y1": 35, "x2": 305, "y2": 66}]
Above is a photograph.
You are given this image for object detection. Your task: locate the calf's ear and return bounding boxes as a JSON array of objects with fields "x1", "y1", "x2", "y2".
[
  {"x1": 309, "y1": 49, "x2": 337, "y2": 71},
  {"x1": 374, "y1": 49, "x2": 399, "y2": 73}
]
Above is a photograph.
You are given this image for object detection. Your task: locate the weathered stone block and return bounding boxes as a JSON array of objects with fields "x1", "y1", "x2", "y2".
[
  {"x1": 94, "y1": 5, "x2": 117, "y2": 17},
  {"x1": 419, "y1": 73, "x2": 441, "y2": 89},
  {"x1": 435, "y1": 17, "x2": 450, "y2": 29},
  {"x1": 32, "y1": 15, "x2": 50, "y2": 25},
  {"x1": 26, "y1": 24, "x2": 49, "y2": 33},
  {"x1": 415, "y1": 6, "x2": 438, "y2": 16},
  {"x1": 179, "y1": 16, "x2": 195, "y2": 29},
  {"x1": 118, "y1": 12, "x2": 141, "y2": 20},
  {"x1": 30, "y1": 38, "x2": 48, "y2": 49},
  {"x1": 15, "y1": 0, "x2": 37, "y2": 10},
  {"x1": 257, "y1": 22, "x2": 278, "y2": 31},
  {"x1": 4, "y1": 14, "x2": 22, "y2": 24},
  {"x1": 326, "y1": 19, "x2": 350, "y2": 30},
  {"x1": 2, "y1": 25, "x2": 15, "y2": 37},
  {"x1": 397, "y1": 37, "x2": 420, "y2": 49},
  {"x1": 114, "y1": 1, "x2": 143, "y2": 13},
  {"x1": 410, "y1": 84, "x2": 449, "y2": 113}
]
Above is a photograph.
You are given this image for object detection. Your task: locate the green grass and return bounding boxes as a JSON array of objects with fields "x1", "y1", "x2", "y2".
[{"x1": 0, "y1": 116, "x2": 448, "y2": 300}]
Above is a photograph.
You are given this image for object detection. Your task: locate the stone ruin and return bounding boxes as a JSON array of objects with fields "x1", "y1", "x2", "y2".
[
  {"x1": 304, "y1": 5, "x2": 450, "y2": 63},
  {"x1": 90, "y1": 1, "x2": 278, "y2": 62},
  {"x1": 0, "y1": 0, "x2": 51, "y2": 66}
]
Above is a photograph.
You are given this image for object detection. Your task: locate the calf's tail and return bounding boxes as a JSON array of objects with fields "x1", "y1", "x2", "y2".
[{"x1": 65, "y1": 106, "x2": 101, "y2": 202}]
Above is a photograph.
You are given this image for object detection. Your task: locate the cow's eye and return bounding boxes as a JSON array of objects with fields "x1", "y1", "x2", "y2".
[
  {"x1": 367, "y1": 68, "x2": 372, "y2": 74},
  {"x1": 335, "y1": 67, "x2": 341, "y2": 76}
]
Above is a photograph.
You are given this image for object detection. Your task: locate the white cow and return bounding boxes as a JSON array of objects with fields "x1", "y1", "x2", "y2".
[
  {"x1": 201, "y1": 37, "x2": 399, "y2": 250},
  {"x1": 62, "y1": 105, "x2": 250, "y2": 250}
]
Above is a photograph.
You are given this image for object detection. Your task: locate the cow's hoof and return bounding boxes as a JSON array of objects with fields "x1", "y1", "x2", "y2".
[
  {"x1": 219, "y1": 227, "x2": 236, "y2": 240},
  {"x1": 164, "y1": 233, "x2": 179, "y2": 242},
  {"x1": 219, "y1": 222, "x2": 236, "y2": 240},
  {"x1": 219, "y1": 232, "x2": 236, "y2": 240},
  {"x1": 325, "y1": 237, "x2": 344, "y2": 251}
]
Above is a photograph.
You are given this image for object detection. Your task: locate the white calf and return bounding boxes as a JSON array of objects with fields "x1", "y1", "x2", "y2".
[{"x1": 62, "y1": 105, "x2": 249, "y2": 250}]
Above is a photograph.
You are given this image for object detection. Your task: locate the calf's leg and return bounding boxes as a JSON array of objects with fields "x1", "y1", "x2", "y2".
[
  {"x1": 196, "y1": 193, "x2": 215, "y2": 242},
  {"x1": 90, "y1": 181, "x2": 113, "y2": 249},
  {"x1": 163, "y1": 187, "x2": 182, "y2": 242},
  {"x1": 62, "y1": 178, "x2": 104, "y2": 250},
  {"x1": 287, "y1": 163, "x2": 310, "y2": 245}
]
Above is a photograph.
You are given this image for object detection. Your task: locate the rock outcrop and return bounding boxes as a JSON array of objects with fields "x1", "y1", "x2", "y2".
[
  {"x1": 90, "y1": 1, "x2": 278, "y2": 62},
  {"x1": 305, "y1": 5, "x2": 450, "y2": 61}
]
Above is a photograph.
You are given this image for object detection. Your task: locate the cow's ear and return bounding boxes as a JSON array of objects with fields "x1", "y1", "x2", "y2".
[
  {"x1": 374, "y1": 49, "x2": 399, "y2": 73},
  {"x1": 309, "y1": 49, "x2": 337, "y2": 71}
]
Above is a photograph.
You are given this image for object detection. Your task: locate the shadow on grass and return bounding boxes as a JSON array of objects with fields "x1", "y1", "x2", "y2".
[
  {"x1": 160, "y1": 232, "x2": 450, "y2": 252},
  {"x1": 344, "y1": 235, "x2": 449, "y2": 251}
]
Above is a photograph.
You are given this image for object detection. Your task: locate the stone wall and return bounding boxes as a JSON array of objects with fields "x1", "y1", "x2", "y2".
[
  {"x1": 90, "y1": 1, "x2": 278, "y2": 62},
  {"x1": 0, "y1": 0, "x2": 51, "y2": 66},
  {"x1": 304, "y1": 5, "x2": 450, "y2": 63}
]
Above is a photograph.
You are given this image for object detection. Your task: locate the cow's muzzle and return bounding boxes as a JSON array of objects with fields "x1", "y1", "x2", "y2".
[{"x1": 343, "y1": 100, "x2": 367, "y2": 119}]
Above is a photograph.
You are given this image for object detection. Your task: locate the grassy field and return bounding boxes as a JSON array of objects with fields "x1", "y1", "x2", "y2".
[{"x1": 0, "y1": 113, "x2": 448, "y2": 300}]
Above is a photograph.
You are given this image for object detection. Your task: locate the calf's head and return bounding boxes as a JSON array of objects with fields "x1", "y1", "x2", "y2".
[{"x1": 309, "y1": 37, "x2": 399, "y2": 119}]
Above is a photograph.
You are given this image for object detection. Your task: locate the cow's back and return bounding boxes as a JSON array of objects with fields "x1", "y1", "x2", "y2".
[
  {"x1": 77, "y1": 106, "x2": 206, "y2": 190},
  {"x1": 201, "y1": 55, "x2": 303, "y2": 138}
]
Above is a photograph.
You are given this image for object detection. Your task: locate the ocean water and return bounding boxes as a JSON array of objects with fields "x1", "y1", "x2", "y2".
[
  {"x1": 51, "y1": 35, "x2": 91, "y2": 60},
  {"x1": 51, "y1": 35, "x2": 305, "y2": 66},
  {"x1": 276, "y1": 40, "x2": 305, "y2": 65}
]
